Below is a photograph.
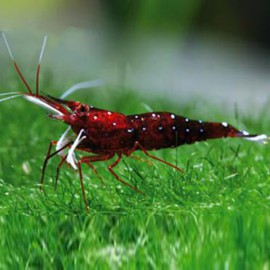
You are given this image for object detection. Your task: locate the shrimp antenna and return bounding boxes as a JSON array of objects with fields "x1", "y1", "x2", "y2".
[
  {"x1": 0, "y1": 94, "x2": 22, "y2": 103},
  {"x1": 1, "y1": 33, "x2": 32, "y2": 94},
  {"x1": 36, "y1": 35, "x2": 47, "y2": 95},
  {"x1": 60, "y1": 79, "x2": 105, "y2": 99},
  {"x1": 0, "y1": 91, "x2": 20, "y2": 96}
]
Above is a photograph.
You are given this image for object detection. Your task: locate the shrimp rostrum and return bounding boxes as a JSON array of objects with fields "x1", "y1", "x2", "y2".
[{"x1": 1, "y1": 33, "x2": 268, "y2": 211}]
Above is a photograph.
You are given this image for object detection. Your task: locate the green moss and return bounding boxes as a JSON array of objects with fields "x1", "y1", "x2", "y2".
[{"x1": 0, "y1": 82, "x2": 269, "y2": 269}]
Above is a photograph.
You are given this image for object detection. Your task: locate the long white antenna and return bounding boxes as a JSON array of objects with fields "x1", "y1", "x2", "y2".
[
  {"x1": 36, "y1": 35, "x2": 48, "y2": 95},
  {"x1": 2, "y1": 32, "x2": 15, "y2": 60},
  {"x1": 60, "y1": 79, "x2": 105, "y2": 99},
  {"x1": 38, "y1": 35, "x2": 47, "y2": 64},
  {"x1": 1, "y1": 32, "x2": 32, "y2": 93},
  {"x1": 0, "y1": 94, "x2": 22, "y2": 103},
  {"x1": 0, "y1": 92, "x2": 20, "y2": 96}
]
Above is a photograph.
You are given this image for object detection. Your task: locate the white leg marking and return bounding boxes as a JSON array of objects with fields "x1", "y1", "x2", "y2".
[
  {"x1": 56, "y1": 126, "x2": 72, "y2": 157},
  {"x1": 67, "y1": 129, "x2": 86, "y2": 170}
]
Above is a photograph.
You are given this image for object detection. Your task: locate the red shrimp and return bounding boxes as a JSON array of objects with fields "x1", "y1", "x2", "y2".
[{"x1": 1, "y1": 33, "x2": 268, "y2": 211}]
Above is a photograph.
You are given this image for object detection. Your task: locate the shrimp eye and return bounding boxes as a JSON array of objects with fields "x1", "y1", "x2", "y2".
[{"x1": 79, "y1": 105, "x2": 89, "y2": 112}]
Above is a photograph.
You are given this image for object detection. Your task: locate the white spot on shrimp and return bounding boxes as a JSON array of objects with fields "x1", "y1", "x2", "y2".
[
  {"x1": 158, "y1": 126, "x2": 163, "y2": 131},
  {"x1": 142, "y1": 127, "x2": 147, "y2": 131},
  {"x1": 152, "y1": 113, "x2": 156, "y2": 118},
  {"x1": 198, "y1": 120, "x2": 203, "y2": 124},
  {"x1": 107, "y1": 111, "x2": 112, "y2": 115},
  {"x1": 222, "y1": 122, "x2": 228, "y2": 127},
  {"x1": 185, "y1": 118, "x2": 189, "y2": 122},
  {"x1": 171, "y1": 114, "x2": 176, "y2": 119},
  {"x1": 112, "y1": 122, "x2": 116, "y2": 126},
  {"x1": 186, "y1": 128, "x2": 190, "y2": 133},
  {"x1": 127, "y1": 128, "x2": 134, "y2": 133},
  {"x1": 200, "y1": 128, "x2": 204, "y2": 133},
  {"x1": 93, "y1": 115, "x2": 98, "y2": 120},
  {"x1": 135, "y1": 115, "x2": 139, "y2": 119},
  {"x1": 141, "y1": 117, "x2": 145, "y2": 121},
  {"x1": 172, "y1": 126, "x2": 177, "y2": 131}
]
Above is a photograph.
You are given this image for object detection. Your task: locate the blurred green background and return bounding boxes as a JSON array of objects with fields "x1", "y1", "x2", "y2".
[
  {"x1": 1, "y1": 0, "x2": 269, "y2": 46},
  {"x1": 1, "y1": 0, "x2": 269, "y2": 114}
]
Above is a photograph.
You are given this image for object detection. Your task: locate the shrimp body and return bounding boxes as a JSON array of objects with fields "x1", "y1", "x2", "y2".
[
  {"x1": 54, "y1": 105, "x2": 255, "y2": 155},
  {"x1": 1, "y1": 33, "x2": 268, "y2": 211}
]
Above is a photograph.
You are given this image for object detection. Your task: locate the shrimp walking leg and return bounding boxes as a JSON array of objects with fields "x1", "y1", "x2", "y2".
[
  {"x1": 127, "y1": 141, "x2": 183, "y2": 172},
  {"x1": 55, "y1": 154, "x2": 68, "y2": 190},
  {"x1": 107, "y1": 154, "x2": 145, "y2": 195},
  {"x1": 78, "y1": 154, "x2": 145, "y2": 196},
  {"x1": 40, "y1": 141, "x2": 73, "y2": 190}
]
